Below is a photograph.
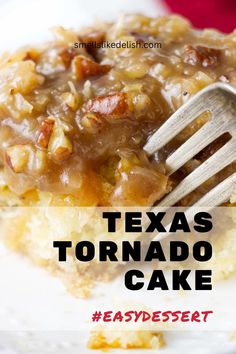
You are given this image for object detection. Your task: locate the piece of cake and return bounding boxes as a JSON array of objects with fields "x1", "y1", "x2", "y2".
[{"x1": 0, "y1": 14, "x2": 235, "y2": 297}]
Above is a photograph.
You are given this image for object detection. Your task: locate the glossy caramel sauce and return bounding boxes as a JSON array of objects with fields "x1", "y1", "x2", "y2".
[{"x1": 0, "y1": 15, "x2": 236, "y2": 206}]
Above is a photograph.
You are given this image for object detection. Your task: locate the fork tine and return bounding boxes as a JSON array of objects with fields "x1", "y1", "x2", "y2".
[
  {"x1": 192, "y1": 173, "x2": 236, "y2": 207},
  {"x1": 144, "y1": 102, "x2": 206, "y2": 155},
  {"x1": 158, "y1": 140, "x2": 236, "y2": 207},
  {"x1": 152, "y1": 173, "x2": 236, "y2": 242},
  {"x1": 144, "y1": 82, "x2": 236, "y2": 156},
  {"x1": 166, "y1": 116, "x2": 228, "y2": 175}
]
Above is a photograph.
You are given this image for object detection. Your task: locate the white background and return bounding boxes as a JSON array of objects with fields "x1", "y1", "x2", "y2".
[{"x1": 0, "y1": 0, "x2": 167, "y2": 51}]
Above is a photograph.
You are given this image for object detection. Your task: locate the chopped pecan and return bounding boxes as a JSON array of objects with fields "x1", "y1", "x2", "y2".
[
  {"x1": 48, "y1": 123, "x2": 73, "y2": 162},
  {"x1": 79, "y1": 31, "x2": 105, "y2": 57},
  {"x1": 72, "y1": 55, "x2": 111, "y2": 81},
  {"x1": 22, "y1": 50, "x2": 39, "y2": 62},
  {"x1": 5, "y1": 145, "x2": 47, "y2": 173},
  {"x1": 183, "y1": 45, "x2": 221, "y2": 67},
  {"x1": 85, "y1": 92, "x2": 129, "y2": 117},
  {"x1": 61, "y1": 92, "x2": 79, "y2": 110},
  {"x1": 52, "y1": 146, "x2": 72, "y2": 162},
  {"x1": 59, "y1": 48, "x2": 78, "y2": 69},
  {"x1": 79, "y1": 112, "x2": 103, "y2": 133},
  {"x1": 37, "y1": 118, "x2": 55, "y2": 149},
  {"x1": 5, "y1": 145, "x2": 30, "y2": 173}
]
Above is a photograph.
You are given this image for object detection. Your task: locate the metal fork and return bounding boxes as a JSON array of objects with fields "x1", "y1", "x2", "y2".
[{"x1": 144, "y1": 82, "x2": 236, "y2": 207}]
